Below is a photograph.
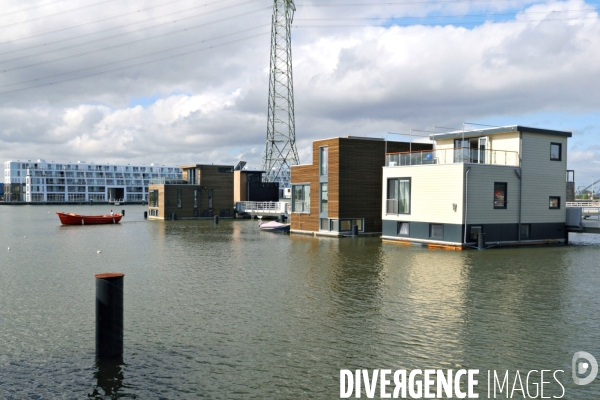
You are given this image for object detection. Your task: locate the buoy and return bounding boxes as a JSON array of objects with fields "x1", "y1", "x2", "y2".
[
  {"x1": 8, "y1": 247, "x2": 10, "y2": 250},
  {"x1": 97, "y1": 250, "x2": 101, "y2": 254},
  {"x1": 24, "y1": 235, "x2": 26, "y2": 238}
]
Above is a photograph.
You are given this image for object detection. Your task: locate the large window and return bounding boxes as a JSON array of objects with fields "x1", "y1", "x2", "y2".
[
  {"x1": 149, "y1": 189, "x2": 159, "y2": 207},
  {"x1": 320, "y1": 183, "x2": 328, "y2": 213},
  {"x1": 177, "y1": 189, "x2": 182, "y2": 208},
  {"x1": 550, "y1": 143, "x2": 562, "y2": 161},
  {"x1": 494, "y1": 182, "x2": 507, "y2": 209},
  {"x1": 320, "y1": 146, "x2": 328, "y2": 176},
  {"x1": 387, "y1": 178, "x2": 411, "y2": 214},
  {"x1": 549, "y1": 196, "x2": 560, "y2": 209},
  {"x1": 292, "y1": 184, "x2": 310, "y2": 213}
]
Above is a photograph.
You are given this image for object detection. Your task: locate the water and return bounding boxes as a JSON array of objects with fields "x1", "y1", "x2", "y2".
[{"x1": 0, "y1": 205, "x2": 599, "y2": 399}]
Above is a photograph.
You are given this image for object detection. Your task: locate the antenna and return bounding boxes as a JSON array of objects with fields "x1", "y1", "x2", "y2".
[{"x1": 261, "y1": 0, "x2": 299, "y2": 187}]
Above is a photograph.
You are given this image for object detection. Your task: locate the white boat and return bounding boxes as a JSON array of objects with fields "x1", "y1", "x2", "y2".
[{"x1": 259, "y1": 220, "x2": 290, "y2": 233}]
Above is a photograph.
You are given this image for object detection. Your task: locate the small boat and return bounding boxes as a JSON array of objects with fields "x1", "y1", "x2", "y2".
[
  {"x1": 56, "y1": 212, "x2": 123, "y2": 225},
  {"x1": 259, "y1": 220, "x2": 290, "y2": 233}
]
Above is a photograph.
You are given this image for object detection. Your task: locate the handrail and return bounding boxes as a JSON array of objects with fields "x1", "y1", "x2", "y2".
[{"x1": 385, "y1": 148, "x2": 519, "y2": 167}]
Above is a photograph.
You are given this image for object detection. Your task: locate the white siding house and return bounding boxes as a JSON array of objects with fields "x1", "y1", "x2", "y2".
[{"x1": 382, "y1": 126, "x2": 571, "y2": 248}]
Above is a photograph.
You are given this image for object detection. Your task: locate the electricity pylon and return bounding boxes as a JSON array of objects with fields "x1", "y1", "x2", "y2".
[{"x1": 261, "y1": 0, "x2": 300, "y2": 187}]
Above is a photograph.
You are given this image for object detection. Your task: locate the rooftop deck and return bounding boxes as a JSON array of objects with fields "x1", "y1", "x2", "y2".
[{"x1": 385, "y1": 148, "x2": 519, "y2": 167}]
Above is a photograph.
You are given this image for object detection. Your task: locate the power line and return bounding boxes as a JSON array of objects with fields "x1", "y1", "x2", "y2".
[
  {"x1": 0, "y1": 0, "x2": 268, "y2": 61},
  {"x1": 0, "y1": 0, "x2": 70, "y2": 18},
  {"x1": 294, "y1": 9, "x2": 598, "y2": 21},
  {"x1": 1, "y1": 7, "x2": 272, "y2": 73},
  {"x1": 293, "y1": 16, "x2": 598, "y2": 27},
  {"x1": 0, "y1": 0, "x2": 258, "y2": 46},
  {"x1": 297, "y1": 1, "x2": 542, "y2": 6},
  {"x1": 0, "y1": 25, "x2": 271, "y2": 93},
  {"x1": 0, "y1": 0, "x2": 123, "y2": 30}
]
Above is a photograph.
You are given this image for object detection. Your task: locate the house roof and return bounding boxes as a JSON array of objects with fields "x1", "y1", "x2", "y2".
[{"x1": 430, "y1": 125, "x2": 572, "y2": 140}]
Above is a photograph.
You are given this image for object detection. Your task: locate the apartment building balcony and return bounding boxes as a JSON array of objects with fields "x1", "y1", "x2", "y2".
[{"x1": 385, "y1": 148, "x2": 519, "y2": 167}]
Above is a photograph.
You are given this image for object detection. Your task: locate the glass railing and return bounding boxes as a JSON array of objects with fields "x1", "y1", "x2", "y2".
[{"x1": 386, "y1": 148, "x2": 519, "y2": 167}]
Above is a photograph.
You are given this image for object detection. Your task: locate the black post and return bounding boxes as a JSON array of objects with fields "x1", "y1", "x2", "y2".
[
  {"x1": 171, "y1": 213, "x2": 176, "y2": 221},
  {"x1": 214, "y1": 215, "x2": 219, "y2": 225},
  {"x1": 351, "y1": 225, "x2": 358, "y2": 236},
  {"x1": 143, "y1": 211, "x2": 148, "y2": 219},
  {"x1": 121, "y1": 210, "x2": 125, "y2": 216},
  {"x1": 95, "y1": 273, "x2": 124, "y2": 359}
]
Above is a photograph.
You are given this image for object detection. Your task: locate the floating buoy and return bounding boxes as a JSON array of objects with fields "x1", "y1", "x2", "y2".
[
  {"x1": 97, "y1": 250, "x2": 101, "y2": 254},
  {"x1": 24, "y1": 236, "x2": 26, "y2": 238},
  {"x1": 7, "y1": 247, "x2": 10, "y2": 250}
]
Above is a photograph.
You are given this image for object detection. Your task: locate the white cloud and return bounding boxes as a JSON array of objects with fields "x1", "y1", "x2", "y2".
[{"x1": 1, "y1": 0, "x2": 599, "y2": 177}]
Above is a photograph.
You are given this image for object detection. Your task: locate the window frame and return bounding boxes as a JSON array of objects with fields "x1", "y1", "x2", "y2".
[
  {"x1": 520, "y1": 224, "x2": 531, "y2": 239},
  {"x1": 291, "y1": 183, "x2": 310, "y2": 214},
  {"x1": 494, "y1": 182, "x2": 507, "y2": 209},
  {"x1": 550, "y1": 142, "x2": 562, "y2": 161},
  {"x1": 387, "y1": 177, "x2": 411, "y2": 215},
  {"x1": 549, "y1": 196, "x2": 561, "y2": 209},
  {"x1": 319, "y1": 146, "x2": 328, "y2": 176},
  {"x1": 320, "y1": 182, "x2": 328, "y2": 214},
  {"x1": 397, "y1": 222, "x2": 409, "y2": 236},
  {"x1": 429, "y1": 224, "x2": 444, "y2": 240}
]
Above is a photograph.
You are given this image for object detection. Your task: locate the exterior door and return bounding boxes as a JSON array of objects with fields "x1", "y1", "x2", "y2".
[{"x1": 478, "y1": 137, "x2": 488, "y2": 164}]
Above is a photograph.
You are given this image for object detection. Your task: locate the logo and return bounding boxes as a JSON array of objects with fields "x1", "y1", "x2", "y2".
[{"x1": 572, "y1": 351, "x2": 598, "y2": 386}]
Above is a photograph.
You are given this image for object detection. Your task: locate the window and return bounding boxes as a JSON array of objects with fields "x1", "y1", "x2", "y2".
[
  {"x1": 320, "y1": 218, "x2": 329, "y2": 231},
  {"x1": 549, "y1": 196, "x2": 560, "y2": 209},
  {"x1": 177, "y1": 189, "x2": 182, "y2": 208},
  {"x1": 550, "y1": 143, "x2": 562, "y2": 161},
  {"x1": 430, "y1": 224, "x2": 443, "y2": 239},
  {"x1": 470, "y1": 226, "x2": 482, "y2": 241},
  {"x1": 520, "y1": 224, "x2": 530, "y2": 239},
  {"x1": 320, "y1": 183, "x2": 328, "y2": 213},
  {"x1": 193, "y1": 189, "x2": 198, "y2": 209},
  {"x1": 149, "y1": 190, "x2": 159, "y2": 207},
  {"x1": 398, "y1": 222, "x2": 409, "y2": 236},
  {"x1": 494, "y1": 182, "x2": 507, "y2": 209},
  {"x1": 292, "y1": 184, "x2": 310, "y2": 213},
  {"x1": 320, "y1": 146, "x2": 328, "y2": 176},
  {"x1": 337, "y1": 219, "x2": 364, "y2": 232},
  {"x1": 387, "y1": 178, "x2": 411, "y2": 214},
  {"x1": 330, "y1": 219, "x2": 339, "y2": 232}
]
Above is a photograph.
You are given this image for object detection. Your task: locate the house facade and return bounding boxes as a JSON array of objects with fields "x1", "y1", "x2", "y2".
[
  {"x1": 382, "y1": 126, "x2": 572, "y2": 247},
  {"x1": 290, "y1": 136, "x2": 432, "y2": 236},
  {"x1": 148, "y1": 164, "x2": 234, "y2": 220}
]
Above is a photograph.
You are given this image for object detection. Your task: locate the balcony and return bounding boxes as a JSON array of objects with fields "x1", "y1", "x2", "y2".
[{"x1": 385, "y1": 148, "x2": 519, "y2": 167}]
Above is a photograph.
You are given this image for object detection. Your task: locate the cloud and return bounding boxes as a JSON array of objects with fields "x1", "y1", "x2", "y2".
[{"x1": 1, "y1": 0, "x2": 600, "y2": 175}]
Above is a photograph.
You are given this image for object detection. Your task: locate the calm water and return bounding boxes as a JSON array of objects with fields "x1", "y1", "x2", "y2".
[{"x1": 0, "y1": 205, "x2": 599, "y2": 399}]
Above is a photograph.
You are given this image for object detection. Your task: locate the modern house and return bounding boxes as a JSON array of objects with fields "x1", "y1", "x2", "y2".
[
  {"x1": 233, "y1": 163, "x2": 279, "y2": 204},
  {"x1": 148, "y1": 164, "x2": 235, "y2": 220},
  {"x1": 3, "y1": 159, "x2": 182, "y2": 203},
  {"x1": 382, "y1": 125, "x2": 572, "y2": 248},
  {"x1": 290, "y1": 136, "x2": 432, "y2": 236}
]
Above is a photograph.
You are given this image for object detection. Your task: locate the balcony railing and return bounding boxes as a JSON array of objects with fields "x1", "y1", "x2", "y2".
[{"x1": 386, "y1": 148, "x2": 519, "y2": 167}]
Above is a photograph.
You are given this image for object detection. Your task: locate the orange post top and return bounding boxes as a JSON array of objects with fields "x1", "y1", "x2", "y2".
[{"x1": 95, "y1": 273, "x2": 125, "y2": 279}]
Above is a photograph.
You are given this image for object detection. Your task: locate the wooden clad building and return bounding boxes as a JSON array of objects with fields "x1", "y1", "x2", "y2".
[
  {"x1": 290, "y1": 136, "x2": 432, "y2": 236},
  {"x1": 148, "y1": 164, "x2": 234, "y2": 220}
]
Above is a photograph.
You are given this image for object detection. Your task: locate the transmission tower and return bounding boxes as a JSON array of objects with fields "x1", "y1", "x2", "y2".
[{"x1": 261, "y1": 0, "x2": 300, "y2": 187}]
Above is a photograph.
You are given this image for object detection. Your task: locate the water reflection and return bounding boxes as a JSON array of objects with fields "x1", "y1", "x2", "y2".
[{"x1": 88, "y1": 357, "x2": 126, "y2": 399}]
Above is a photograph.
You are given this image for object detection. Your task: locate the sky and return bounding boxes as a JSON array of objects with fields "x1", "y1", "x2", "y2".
[{"x1": 0, "y1": 0, "x2": 599, "y2": 191}]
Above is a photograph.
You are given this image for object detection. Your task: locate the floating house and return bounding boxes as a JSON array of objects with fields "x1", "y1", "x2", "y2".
[
  {"x1": 290, "y1": 136, "x2": 432, "y2": 236},
  {"x1": 148, "y1": 164, "x2": 235, "y2": 219},
  {"x1": 382, "y1": 126, "x2": 572, "y2": 248},
  {"x1": 3, "y1": 159, "x2": 181, "y2": 203}
]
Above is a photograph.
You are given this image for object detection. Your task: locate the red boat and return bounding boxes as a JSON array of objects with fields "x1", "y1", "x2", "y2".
[{"x1": 56, "y1": 212, "x2": 123, "y2": 225}]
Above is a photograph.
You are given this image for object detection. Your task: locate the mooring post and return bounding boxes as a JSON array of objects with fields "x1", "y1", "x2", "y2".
[
  {"x1": 95, "y1": 273, "x2": 124, "y2": 359},
  {"x1": 214, "y1": 215, "x2": 219, "y2": 225},
  {"x1": 121, "y1": 210, "x2": 125, "y2": 216},
  {"x1": 171, "y1": 213, "x2": 176, "y2": 221},
  {"x1": 143, "y1": 211, "x2": 148, "y2": 219},
  {"x1": 351, "y1": 225, "x2": 358, "y2": 236}
]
